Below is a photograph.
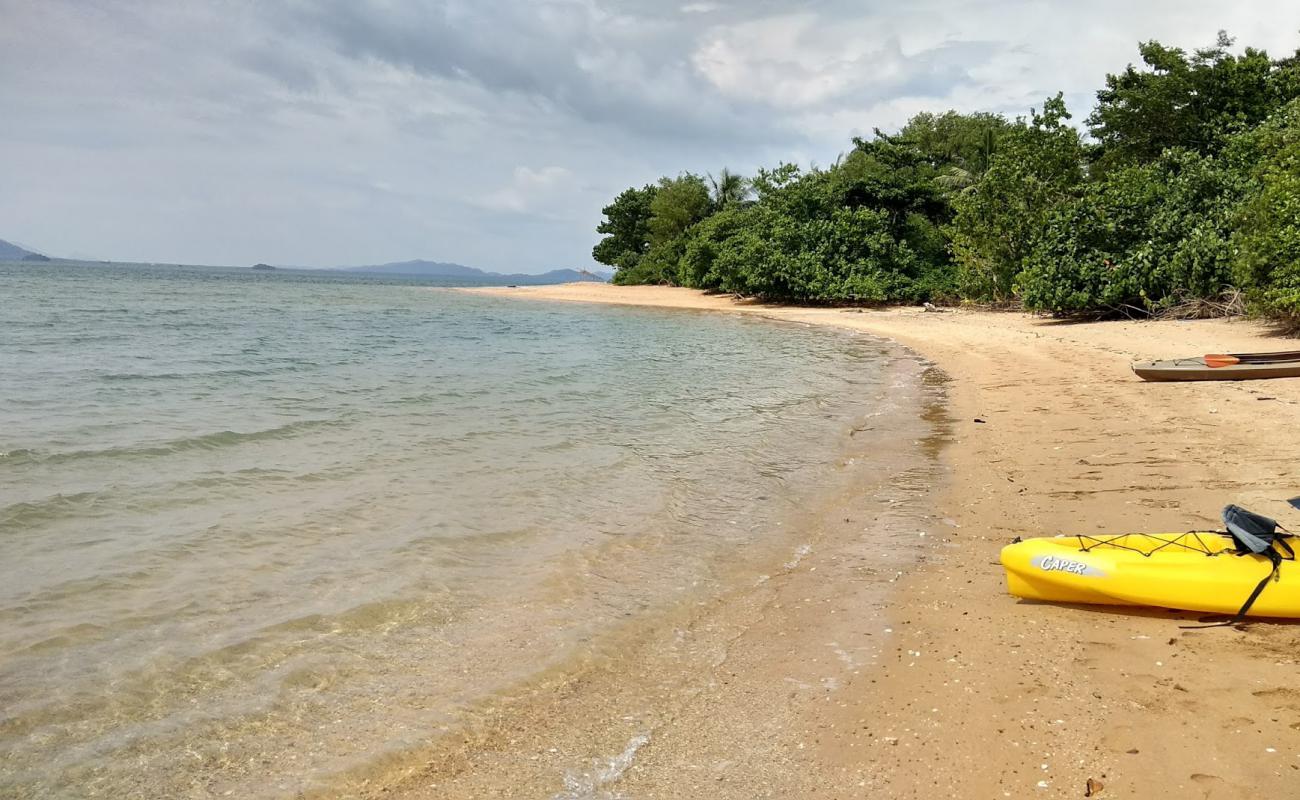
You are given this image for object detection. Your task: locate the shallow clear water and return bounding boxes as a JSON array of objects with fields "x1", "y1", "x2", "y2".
[{"x1": 0, "y1": 262, "x2": 928, "y2": 797}]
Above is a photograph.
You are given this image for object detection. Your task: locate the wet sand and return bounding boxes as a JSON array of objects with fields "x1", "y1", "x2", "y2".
[{"x1": 371, "y1": 284, "x2": 1300, "y2": 799}]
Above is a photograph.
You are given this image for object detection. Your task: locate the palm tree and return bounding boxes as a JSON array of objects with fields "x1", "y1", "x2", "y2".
[
  {"x1": 708, "y1": 168, "x2": 750, "y2": 210},
  {"x1": 935, "y1": 165, "x2": 977, "y2": 192},
  {"x1": 936, "y1": 127, "x2": 998, "y2": 194}
]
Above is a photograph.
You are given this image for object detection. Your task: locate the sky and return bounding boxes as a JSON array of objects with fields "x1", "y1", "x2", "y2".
[{"x1": 2, "y1": 1, "x2": 1298, "y2": 272}]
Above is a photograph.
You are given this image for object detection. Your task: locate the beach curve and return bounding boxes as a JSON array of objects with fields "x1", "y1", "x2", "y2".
[{"x1": 368, "y1": 283, "x2": 1300, "y2": 799}]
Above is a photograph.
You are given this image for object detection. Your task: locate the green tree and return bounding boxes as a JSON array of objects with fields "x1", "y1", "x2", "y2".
[
  {"x1": 592, "y1": 184, "x2": 657, "y2": 278},
  {"x1": 1271, "y1": 47, "x2": 1300, "y2": 105},
  {"x1": 1230, "y1": 98, "x2": 1300, "y2": 319},
  {"x1": 1088, "y1": 33, "x2": 1287, "y2": 173},
  {"x1": 616, "y1": 173, "x2": 713, "y2": 285},
  {"x1": 949, "y1": 95, "x2": 1085, "y2": 301},
  {"x1": 837, "y1": 134, "x2": 949, "y2": 229},
  {"x1": 899, "y1": 110, "x2": 1011, "y2": 192},
  {"x1": 648, "y1": 174, "x2": 712, "y2": 246}
]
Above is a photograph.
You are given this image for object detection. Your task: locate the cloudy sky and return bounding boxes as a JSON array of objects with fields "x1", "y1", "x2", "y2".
[{"x1": 3, "y1": 1, "x2": 1298, "y2": 271}]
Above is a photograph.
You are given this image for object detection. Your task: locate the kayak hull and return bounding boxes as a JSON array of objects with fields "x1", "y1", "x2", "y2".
[
  {"x1": 1000, "y1": 534, "x2": 1300, "y2": 617},
  {"x1": 1133, "y1": 358, "x2": 1300, "y2": 381}
]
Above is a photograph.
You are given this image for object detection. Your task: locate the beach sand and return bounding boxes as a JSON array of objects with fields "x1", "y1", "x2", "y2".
[{"x1": 361, "y1": 284, "x2": 1300, "y2": 799}]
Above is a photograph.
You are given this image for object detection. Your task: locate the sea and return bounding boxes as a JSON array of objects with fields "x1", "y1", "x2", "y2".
[{"x1": 0, "y1": 261, "x2": 941, "y2": 797}]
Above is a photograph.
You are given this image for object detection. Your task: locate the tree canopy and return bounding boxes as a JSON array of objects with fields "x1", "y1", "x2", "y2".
[{"x1": 591, "y1": 184, "x2": 656, "y2": 277}]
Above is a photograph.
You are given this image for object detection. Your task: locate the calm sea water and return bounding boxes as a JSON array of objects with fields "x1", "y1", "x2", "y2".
[{"x1": 0, "y1": 262, "x2": 930, "y2": 797}]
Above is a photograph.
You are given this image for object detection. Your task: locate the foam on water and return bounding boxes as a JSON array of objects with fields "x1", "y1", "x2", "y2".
[{"x1": 553, "y1": 733, "x2": 651, "y2": 800}]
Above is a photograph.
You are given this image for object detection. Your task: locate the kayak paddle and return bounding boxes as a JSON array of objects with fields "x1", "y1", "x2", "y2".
[{"x1": 1204, "y1": 350, "x2": 1300, "y2": 368}]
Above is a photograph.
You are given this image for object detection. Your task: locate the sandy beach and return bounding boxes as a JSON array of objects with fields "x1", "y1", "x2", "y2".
[{"x1": 360, "y1": 283, "x2": 1300, "y2": 800}]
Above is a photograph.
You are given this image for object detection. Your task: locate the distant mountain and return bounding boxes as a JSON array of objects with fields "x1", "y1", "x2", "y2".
[
  {"x1": 345, "y1": 259, "x2": 610, "y2": 284},
  {"x1": 0, "y1": 238, "x2": 47, "y2": 261},
  {"x1": 0, "y1": 243, "x2": 611, "y2": 283}
]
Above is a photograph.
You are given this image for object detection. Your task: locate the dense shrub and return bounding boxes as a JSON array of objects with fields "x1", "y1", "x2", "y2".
[
  {"x1": 1019, "y1": 150, "x2": 1239, "y2": 314},
  {"x1": 679, "y1": 165, "x2": 946, "y2": 303},
  {"x1": 1230, "y1": 99, "x2": 1300, "y2": 319}
]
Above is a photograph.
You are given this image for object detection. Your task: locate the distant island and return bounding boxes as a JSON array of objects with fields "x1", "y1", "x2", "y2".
[
  {"x1": 344, "y1": 259, "x2": 610, "y2": 285},
  {"x1": 0, "y1": 238, "x2": 611, "y2": 285},
  {"x1": 0, "y1": 238, "x2": 48, "y2": 262}
]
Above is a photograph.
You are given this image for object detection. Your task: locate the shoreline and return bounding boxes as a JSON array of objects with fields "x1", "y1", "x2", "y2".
[
  {"x1": 441, "y1": 283, "x2": 1300, "y2": 798},
  {"x1": 330, "y1": 305, "x2": 951, "y2": 799}
]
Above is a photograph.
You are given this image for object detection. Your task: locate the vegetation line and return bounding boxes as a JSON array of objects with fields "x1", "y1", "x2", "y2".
[{"x1": 592, "y1": 32, "x2": 1300, "y2": 324}]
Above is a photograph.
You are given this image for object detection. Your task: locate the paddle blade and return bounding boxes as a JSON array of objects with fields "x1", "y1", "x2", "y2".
[{"x1": 1203, "y1": 354, "x2": 1240, "y2": 368}]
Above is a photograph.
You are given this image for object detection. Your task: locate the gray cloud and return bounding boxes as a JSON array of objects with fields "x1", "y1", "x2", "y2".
[
  {"x1": 1, "y1": 0, "x2": 1298, "y2": 271},
  {"x1": 268, "y1": 0, "x2": 777, "y2": 145}
]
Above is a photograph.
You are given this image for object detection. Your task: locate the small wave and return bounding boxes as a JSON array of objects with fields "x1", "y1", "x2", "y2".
[
  {"x1": 0, "y1": 419, "x2": 336, "y2": 467},
  {"x1": 98, "y1": 366, "x2": 298, "y2": 382},
  {"x1": 0, "y1": 491, "x2": 104, "y2": 532},
  {"x1": 173, "y1": 466, "x2": 306, "y2": 490},
  {"x1": 0, "y1": 468, "x2": 310, "y2": 534}
]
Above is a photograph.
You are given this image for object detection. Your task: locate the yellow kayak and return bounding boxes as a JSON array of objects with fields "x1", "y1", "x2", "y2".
[{"x1": 1000, "y1": 532, "x2": 1300, "y2": 618}]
